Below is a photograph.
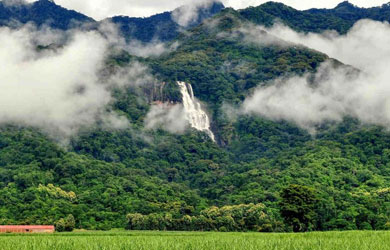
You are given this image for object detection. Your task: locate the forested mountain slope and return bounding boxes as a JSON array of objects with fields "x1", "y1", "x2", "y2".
[
  {"x1": 107, "y1": 2, "x2": 225, "y2": 42},
  {"x1": 1, "y1": 1, "x2": 390, "y2": 232},
  {"x1": 0, "y1": 0, "x2": 93, "y2": 29},
  {"x1": 240, "y1": 1, "x2": 390, "y2": 34},
  {"x1": 3, "y1": 0, "x2": 390, "y2": 40},
  {"x1": 0, "y1": 0, "x2": 224, "y2": 41}
]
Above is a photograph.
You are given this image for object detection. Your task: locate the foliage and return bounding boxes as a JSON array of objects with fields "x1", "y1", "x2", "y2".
[
  {"x1": 0, "y1": 0, "x2": 224, "y2": 42},
  {"x1": 2, "y1": 0, "x2": 390, "y2": 234},
  {"x1": 109, "y1": 2, "x2": 224, "y2": 42},
  {"x1": 126, "y1": 203, "x2": 283, "y2": 232},
  {"x1": 64, "y1": 215, "x2": 76, "y2": 232},
  {"x1": 240, "y1": 1, "x2": 390, "y2": 34},
  {"x1": 54, "y1": 219, "x2": 66, "y2": 232},
  {"x1": 0, "y1": 127, "x2": 206, "y2": 230},
  {"x1": 280, "y1": 185, "x2": 319, "y2": 232},
  {"x1": 3, "y1": 70, "x2": 390, "y2": 232},
  {"x1": 55, "y1": 215, "x2": 75, "y2": 232},
  {"x1": 0, "y1": 0, "x2": 93, "y2": 30},
  {"x1": 149, "y1": 12, "x2": 327, "y2": 110}
]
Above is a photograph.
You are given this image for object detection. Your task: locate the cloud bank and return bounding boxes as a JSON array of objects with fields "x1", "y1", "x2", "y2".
[
  {"x1": 97, "y1": 21, "x2": 176, "y2": 57},
  {"x1": 265, "y1": 20, "x2": 390, "y2": 73},
  {"x1": 171, "y1": 0, "x2": 216, "y2": 27},
  {"x1": 242, "y1": 20, "x2": 390, "y2": 131},
  {"x1": 0, "y1": 24, "x2": 158, "y2": 141},
  {"x1": 144, "y1": 104, "x2": 189, "y2": 134}
]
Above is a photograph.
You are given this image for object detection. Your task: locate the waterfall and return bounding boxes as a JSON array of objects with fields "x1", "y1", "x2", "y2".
[{"x1": 177, "y1": 81, "x2": 215, "y2": 141}]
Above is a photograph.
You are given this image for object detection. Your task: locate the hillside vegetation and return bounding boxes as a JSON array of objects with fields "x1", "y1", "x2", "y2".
[{"x1": 1, "y1": 1, "x2": 390, "y2": 232}]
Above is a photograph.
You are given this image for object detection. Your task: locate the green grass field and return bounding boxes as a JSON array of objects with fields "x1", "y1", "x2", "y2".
[{"x1": 1, "y1": 230, "x2": 390, "y2": 250}]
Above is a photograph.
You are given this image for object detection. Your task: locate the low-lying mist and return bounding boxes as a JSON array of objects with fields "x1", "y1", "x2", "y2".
[
  {"x1": 0, "y1": 24, "x2": 164, "y2": 142},
  {"x1": 241, "y1": 20, "x2": 390, "y2": 131}
]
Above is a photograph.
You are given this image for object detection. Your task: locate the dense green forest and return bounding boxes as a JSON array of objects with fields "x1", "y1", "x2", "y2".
[
  {"x1": 0, "y1": 0, "x2": 224, "y2": 41},
  {"x1": 3, "y1": 0, "x2": 390, "y2": 39},
  {"x1": 1, "y1": 1, "x2": 390, "y2": 233},
  {"x1": 0, "y1": 0, "x2": 93, "y2": 29},
  {"x1": 108, "y1": 2, "x2": 225, "y2": 42},
  {"x1": 240, "y1": 1, "x2": 390, "y2": 34}
]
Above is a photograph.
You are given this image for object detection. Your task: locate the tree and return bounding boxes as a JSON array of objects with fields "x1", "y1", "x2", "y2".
[
  {"x1": 55, "y1": 215, "x2": 75, "y2": 232},
  {"x1": 280, "y1": 184, "x2": 319, "y2": 232},
  {"x1": 55, "y1": 218, "x2": 66, "y2": 232},
  {"x1": 64, "y1": 214, "x2": 76, "y2": 232}
]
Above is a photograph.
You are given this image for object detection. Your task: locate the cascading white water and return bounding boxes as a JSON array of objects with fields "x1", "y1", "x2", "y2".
[{"x1": 177, "y1": 81, "x2": 215, "y2": 141}]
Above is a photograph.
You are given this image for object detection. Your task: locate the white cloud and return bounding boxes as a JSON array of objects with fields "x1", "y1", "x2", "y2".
[
  {"x1": 217, "y1": 22, "x2": 289, "y2": 47},
  {"x1": 2, "y1": 0, "x2": 27, "y2": 6},
  {"x1": 0, "y1": 24, "x2": 159, "y2": 142},
  {"x1": 171, "y1": 0, "x2": 215, "y2": 27},
  {"x1": 243, "y1": 62, "x2": 355, "y2": 132},
  {"x1": 18, "y1": 0, "x2": 389, "y2": 21},
  {"x1": 144, "y1": 103, "x2": 189, "y2": 133},
  {"x1": 264, "y1": 20, "x2": 390, "y2": 73},
  {"x1": 97, "y1": 21, "x2": 178, "y2": 57},
  {"x1": 107, "y1": 61, "x2": 155, "y2": 88},
  {"x1": 95, "y1": 21, "x2": 173, "y2": 89},
  {"x1": 242, "y1": 20, "x2": 390, "y2": 131}
]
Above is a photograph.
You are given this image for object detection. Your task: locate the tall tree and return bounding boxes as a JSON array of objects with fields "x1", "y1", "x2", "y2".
[{"x1": 280, "y1": 184, "x2": 319, "y2": 232}]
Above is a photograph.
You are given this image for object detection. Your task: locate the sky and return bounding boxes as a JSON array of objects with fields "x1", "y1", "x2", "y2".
[{"x1": 23, "y1": 0, "x2": 390, "y2": 20}]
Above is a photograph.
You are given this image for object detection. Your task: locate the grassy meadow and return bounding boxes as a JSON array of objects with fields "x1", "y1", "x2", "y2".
[{"x1": 0, "y1": 230, "x2": 390, "y2": 250}]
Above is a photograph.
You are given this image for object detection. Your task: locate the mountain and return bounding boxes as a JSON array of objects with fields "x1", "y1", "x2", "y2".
[
  {"x1": 149, "y1": 8, "x2": 329, "y2": 113},
  {"x1": 2, "y1": 1, "x2": 390, "y2": 232},
  {"x1": 106, "y1": 1, "x2": 225, "y2": 42},
  {"x1": 0, "y1": 0, "x2": 388, "y2": 36},
  {"x1": 0, "y1": 0, "x2": 224, "y2": 42},
  {"x1": 240, "y1": 1, "x2": 390, "y2": 34},
  {"x1": 0, "y1": 0, "x2": 94, "y2": 29}
]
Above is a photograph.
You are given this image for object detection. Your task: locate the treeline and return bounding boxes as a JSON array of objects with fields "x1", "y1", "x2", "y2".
[
  {"x1": 127, "y1": 203, "x2": 284, "y2": 232},
  {"x1": 125, "y1": 183, "x2": 390, "y2": 232}
]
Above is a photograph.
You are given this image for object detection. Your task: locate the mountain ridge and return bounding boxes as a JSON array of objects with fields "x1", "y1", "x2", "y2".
[
  {"x1": 2, "y1": 0, "x2": 390, "y2": 39},
  {"x1": 240, "y1": 1, "x2": 390, "y2": 34},
  {"x1": 0, "y1": 0, "x2": 225, "y2": 42},
  {"x1": 0, "y1": 0, "x2": 94, "y2": 29}
]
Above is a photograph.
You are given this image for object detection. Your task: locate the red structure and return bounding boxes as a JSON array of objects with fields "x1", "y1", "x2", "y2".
[{"x1": 0, "y1": 225, "x2": 55, "y2": 233}]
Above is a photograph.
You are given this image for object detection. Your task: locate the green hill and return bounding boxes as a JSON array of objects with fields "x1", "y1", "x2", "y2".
[{"x1": 1, "y1": 1, "x2": 390, "y2": 232}]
